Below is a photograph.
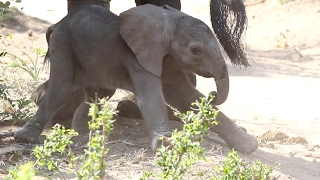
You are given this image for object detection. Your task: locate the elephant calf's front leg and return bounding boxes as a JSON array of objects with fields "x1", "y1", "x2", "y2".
[{"x1": 130, "y1": 72, "x2": 173, "y2": 151}]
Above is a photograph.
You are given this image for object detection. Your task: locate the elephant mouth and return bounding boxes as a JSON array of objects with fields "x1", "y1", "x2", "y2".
[
  {"x1": 180, "y1": 64, "x2": 212, "y2": 78},
  {"x1": 193, "y1": 66, "x2": 212, "y2": 78},
  {"x1": 199, "y1": 72, "x2": 212, "y2": 78}
]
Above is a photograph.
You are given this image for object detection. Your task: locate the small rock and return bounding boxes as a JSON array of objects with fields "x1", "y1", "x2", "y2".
[
  {"x1": 269, "y1": 143, "x2": 275, "y2": 149},
  {"x1": 28, "y1": 31, "x2": 33, "y2": 37},
  {"x1": 305, "y1": 153, "x2": 313, "y2": 157},
  {"x1": 309, "y1": 148, "x2": 315, "y2": 152},
  {"x1": 289, "y1": 152, "x2": 296, "y2": 158},
  {"x1": 0, "y1": 168, "x2": 8, "y2": 174}
]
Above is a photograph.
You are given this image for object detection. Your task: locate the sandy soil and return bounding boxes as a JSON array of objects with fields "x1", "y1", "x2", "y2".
[{"x1": 1, "y1": 0, "x2": 320, "y2": 179}]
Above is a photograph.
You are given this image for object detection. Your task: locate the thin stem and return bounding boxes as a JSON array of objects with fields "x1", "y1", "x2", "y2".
[
  {"x1": 99, "y1": 118, "x2": 107, "y2": 179},
  {"x1": 171, "y1": 152, "x2": 184, "y2": 178},
  {"x1": 10, "y1": 43, "x2": 34, "y2": 63}
]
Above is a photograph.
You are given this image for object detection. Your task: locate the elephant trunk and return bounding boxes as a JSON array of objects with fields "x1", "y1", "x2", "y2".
[
  {"x1": 210, "y1": 0, "x2": 250, "y2": 68},
  {"x1": 211, "y1": 55, "x2": 229, "y2": 105}
]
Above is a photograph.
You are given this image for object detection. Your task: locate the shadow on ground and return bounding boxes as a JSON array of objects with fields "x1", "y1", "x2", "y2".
[
  {"x1": 226, "y1": 46, "x2": 320, "y2": 79},
  {"x1": 1, "y1": 7, "x2": 52, "y2": 35}
]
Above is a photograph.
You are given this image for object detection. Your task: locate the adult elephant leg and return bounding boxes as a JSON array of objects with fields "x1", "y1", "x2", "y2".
[
  {"x1": 135, "y1": 0, "x2": 181, "y2": 10},
  {"x1": 162, "y1": 70, "x2": 258, "y2": 155},
  {"x1": 72, "y1": 87, "x2": 116, "y2": 134},
  {"x1": 68, "y1": 0, "x2": 110, "y2": 13}
]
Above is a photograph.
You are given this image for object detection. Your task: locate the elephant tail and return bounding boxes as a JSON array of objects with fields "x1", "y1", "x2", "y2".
[
  {"x1": 210, "y1": 0, "x2": 250, "y2": 68},
  {"x1": 42, "y1": 23, "x2": 59, "y2": 67}
]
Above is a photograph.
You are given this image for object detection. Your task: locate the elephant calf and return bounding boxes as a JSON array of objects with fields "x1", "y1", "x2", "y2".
[{"x1": 15, "y1": 4, "x2": 258, "y2": 154}]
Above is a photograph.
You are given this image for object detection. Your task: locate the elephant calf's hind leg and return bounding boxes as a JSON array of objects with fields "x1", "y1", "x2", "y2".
[{"x1": 72, "y1": 87, "x2": 116, "y2": 134}]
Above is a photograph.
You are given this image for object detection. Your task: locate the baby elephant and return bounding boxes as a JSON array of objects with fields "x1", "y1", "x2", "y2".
[{"x1": 14, "y1": 4, "x2": 253, "y2": 152}]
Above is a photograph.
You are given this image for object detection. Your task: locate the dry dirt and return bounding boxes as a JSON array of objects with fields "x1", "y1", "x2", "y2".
[{"x1": 0, "y1": 0, "x2": 320, "y2": 179}]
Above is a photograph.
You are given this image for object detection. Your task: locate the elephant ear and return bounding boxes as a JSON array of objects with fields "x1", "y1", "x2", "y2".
[{"x1": 119, "y1": 4, "x2": 181, "y2": 77}]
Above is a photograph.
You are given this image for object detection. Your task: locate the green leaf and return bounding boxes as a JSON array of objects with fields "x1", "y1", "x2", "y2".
[{"x1": 0, "y1": 1, "x2": 10, "y2": 8}]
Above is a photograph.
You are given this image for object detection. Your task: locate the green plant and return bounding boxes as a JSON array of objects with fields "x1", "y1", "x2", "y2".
[
  {"x1": 144, "y1": 95, "x2": 275, "y2": 180},
  {"x1": 76, "y1": 98, "x2": 115, "y2": 180},
  {"x1": 9, "y1": 97, "x2": 115, "y2": 180},
  {"x1": 5, "y1": 125, "x2": 78, "y2": 180},
  {"x1": 278, "y1": 0, "x2": 293, "y2": 5},
  {"x1": 154, "y1": 95, "x2": 219, "y2": 180},
  {"x1": 7, "y1": 162, "x2": 36, "y2": 180},
  {"x1": 0, "y1": 84, "x2": 33, "y2": 122},
  {"x1": 33, "y1": 124, "x2": 79, "y2": 179},
  {"x1": 0, "y1": 0, "x2": 21, "y2": 18},
  {"x1": 215, "y1": 150, "x2": 274, "y2": 180},
  {"x1": 2, "y1": 40, "x2": 46, "y2": 81},
  {"x1": 4, "y1": 95, "x2": 275, "y2": 180},
  {"x1": 140, "y1": 171, "x2": 154, "y2": 180},
  {"x1": 0, "y1": 1, "x2": 10, "y2": 17}
]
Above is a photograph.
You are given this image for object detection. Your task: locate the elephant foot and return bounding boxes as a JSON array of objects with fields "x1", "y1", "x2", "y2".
[
  {"x1": 211, "y1": 110, "x2": 258, "y2": 154},
  {"x1": 150, "y1": 129, "x2": 172, "y2": 152},
  {"x1": 14, "y1": 123, "x2": 42, "y2": 143},
  {"x1": 221, "y1": 128, "x2": 258, "y2": 155},
  {"x1": 71, "y1": 133, "x2": 90, "y2": 148},
  {"x1": 150, "y1": 121, "x2": 184, "y2": 151}
]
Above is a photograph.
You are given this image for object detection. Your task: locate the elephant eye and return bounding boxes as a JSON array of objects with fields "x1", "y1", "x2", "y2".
[{"x1": 190, "y1": 46, "x2": 202, "y2": 55}]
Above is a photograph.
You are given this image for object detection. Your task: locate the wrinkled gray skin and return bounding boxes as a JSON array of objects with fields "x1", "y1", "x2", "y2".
[
  {"x1": 27, "y1": 0, "x2": 257, "y2": 155},
  {"x1": 37, "y1": 0, "x2": 197, "y2": 130},
  {"x1": 14, "y1": 5, "x2": 258, "y2": 154}
]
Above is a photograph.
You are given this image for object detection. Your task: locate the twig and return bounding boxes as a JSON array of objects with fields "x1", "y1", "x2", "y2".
[
  {"x1": 0, "y1": 131, "x2": 14, "y2": 139},
  {"x1": 73, "y1": 139, "x2": 140, "y2": 151},
  {"x1": 0, "y1": 145, "x2": 31, "y2": 155},
  {"x1": 294, "y1": 47, "x2": 304, "y2": 58},
  {"x1": 263, "y1": 139, "x2": 272, "y2": 149}
]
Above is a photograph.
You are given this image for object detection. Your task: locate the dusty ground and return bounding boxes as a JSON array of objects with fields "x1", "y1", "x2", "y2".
[{"x1": 0, "y1": 0, "x2": 320, "y2": 179}]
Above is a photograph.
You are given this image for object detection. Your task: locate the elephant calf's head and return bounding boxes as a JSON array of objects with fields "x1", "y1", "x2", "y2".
[{"x1": 119, "y1": 4, "x2": 229, "y2": 105}]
